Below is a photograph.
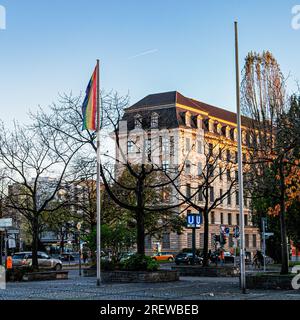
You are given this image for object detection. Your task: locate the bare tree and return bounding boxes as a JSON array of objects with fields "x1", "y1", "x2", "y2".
[
  {"x1": 0, "y1": 121, "x2": 81, "y2": 269},
  {"x1": 164, "y1": 138, "x2": 238, "y2": 266},
  {"x1": 32, "y1": 91, "x2": 188, "y2": 256}
]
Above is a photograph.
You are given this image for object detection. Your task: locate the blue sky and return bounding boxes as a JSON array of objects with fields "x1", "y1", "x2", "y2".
[{"x1": 0, "y1": 0, "x2": 300, "y2": 125}]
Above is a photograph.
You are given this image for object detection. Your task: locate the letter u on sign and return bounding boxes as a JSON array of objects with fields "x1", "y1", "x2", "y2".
[{"x1": 187, "y1": 215, "x2": 194, "y2": 225}]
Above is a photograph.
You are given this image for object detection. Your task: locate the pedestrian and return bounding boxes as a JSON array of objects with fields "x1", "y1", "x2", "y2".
[
  {"x1": 208, "y1": 250, "x2": 212, "y2": 264},
  {"x1": 220, "y1": 249, "x2": 225, "y2": 266},
  {"x1": 83, "y1": 251, "x2": 88, "y2": 264}
]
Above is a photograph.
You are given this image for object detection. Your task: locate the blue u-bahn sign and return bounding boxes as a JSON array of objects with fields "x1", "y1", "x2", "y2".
[{"x1": 187, "y1": 213, "x2": 203, "y2": 229}]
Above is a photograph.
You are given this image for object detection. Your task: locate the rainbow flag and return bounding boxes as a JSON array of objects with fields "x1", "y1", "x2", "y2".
[{"x1": 82, "y1": 65, "x2": 98, "y2": 131}]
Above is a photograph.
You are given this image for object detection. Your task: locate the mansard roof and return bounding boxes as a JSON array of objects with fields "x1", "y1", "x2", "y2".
[{"x1": 124, "y1": 91, "x2": 251, "y2": 129}]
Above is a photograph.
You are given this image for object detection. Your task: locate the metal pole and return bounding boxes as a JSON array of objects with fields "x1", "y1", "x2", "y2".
[
  {"x1": 96, "y1": 59, "x2": 102, "y2": 286},
  {"x1": 192, "y1": 227, "x2": 196, "y2": 265},
  {"x1": 78, "y1": 231, "x2": 82, "y2": 276},
  {"x1": 4, "y1": 229, "x2": 7, "y2": 269},
  {"x1": 0, "y1": 231, "x2": 3, "y2": 266},
  {"x1": 234, "y1": 21, "x2": 246, "y2": 293},
  {"x1": 263, "y1": 219, "x2": 266, "y2": 272}
]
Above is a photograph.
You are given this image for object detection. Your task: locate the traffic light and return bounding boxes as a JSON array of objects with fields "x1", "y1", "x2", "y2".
[
  {"x1": 214, "y1": 235, "x2": 220, "y2": 243},
  {"x1": 233, "y1": 226, "x2": 240, "y2": 238}
]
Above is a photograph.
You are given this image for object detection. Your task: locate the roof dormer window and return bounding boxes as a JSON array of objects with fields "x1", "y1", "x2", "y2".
[
  {"x1": 134, "y1": 114, "x2": 142, "y2": 129},
  {"x1": 151, "y1": 112, "x2": 159, "y2": 129},
  {"x1": 185, "y1": 112, "x2": 191, "y2": 127}
]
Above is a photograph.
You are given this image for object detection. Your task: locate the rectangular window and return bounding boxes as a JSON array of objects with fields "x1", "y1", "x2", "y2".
[
  {"x1": 135, "y1": 136, "x2": 141, "y2": 153},
  {"x1": 220, "y1": 212, "x2": 224, "y2": 225},
  {"x1": 235, "y1": 170, "x2": 239, "y2": 181},
  {"x1": 198, "y1": 162, "x2": 202, "y2": 176},
  {"x1": 209, "y1": 143, "x2": 213, "y2": 157},
  {"x1": 227, "y1": 149, "x2": 231, "y2": 162},
  {"x1": 245, "y1": 234, "x2": 249, "y2": 248},
  {"x1": 162, "y1": 233, "x2": 170, "y2": 249},
  {"x1": 186, "y1": 138, "x2": 191, "y2": 151},
  {"x1": 227, "y1": 169, "x2": 231, "y2": 181},
  {"x1": 211, "y1": 211, "x2": 215, "y2": 224},
  {"x1": 186, "y1": 184, "x2": 191, "y2": 198},
  {"x1": 145, "y1": 139, "x2": 151, "y2": 156},
  {"x1": 227, "y1": 193, "x2": 231, "y2": 206},
  {"x1": 220, "y1": 189, "x2": 223, "y2": 203},
  {"x1": 197, "y1": 140, "x2": 202, "y2": 154},
  {"x1": 162, "y1": 160, "x2": 169, "y2": 172},
  {"x1": 162, "y1": 137, "x2": 169, "y2": 154},
  {"x1": 237, "y1": 214, "x2": 240, "y2": 225},
  {"x1": 210, "y1": 187, "x2": 214, "y2": 202},
  {"x1": 208, "y1": 164, "x2": 214, "y2": 177},
  {"x1": 127, "y1": 140, "x2": 134, "y2": 153},
  {"x1": 245, "y1": 214, "x2": 248, "y2": 226},
  {"x1": 228, "y1": 213, "x2": 232, "y2": 225},
  {"x1": 199, "y1": 233, "x2": 204, "y2": 249},
  {"x1": 185, "y1": 161, "x2": 191, "y2": 174},
  {"x1": 235, "y1": 151, "x2": 238, "y2": 164},
  {"x1": 236, "y1": 191, "x2": 239, "y2": 205},
  {"x1": 170, "y1": 136, "x2": 175, "y2": 156},
  {"x1": 198, "y1": 186, "x2": 203, "y2": 201},
  {"x1": 252, "y1": 234, "x2": 257, "y2": 248},
  {"x1": 219, "y1": 148, "x2": 222, "y2": 160},
  {"x1": 219, "y1": 167, "x2": 223, "y2": 180}
]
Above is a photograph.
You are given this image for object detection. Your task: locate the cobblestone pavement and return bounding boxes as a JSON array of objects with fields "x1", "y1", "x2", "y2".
[{"x1": 0, "y1": 270, "x2": 299, "y2": 300}]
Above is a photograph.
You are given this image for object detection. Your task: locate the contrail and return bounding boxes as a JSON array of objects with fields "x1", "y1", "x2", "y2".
[{"x1": 128, "y1": 49, "x2": 158, "y2": 60}]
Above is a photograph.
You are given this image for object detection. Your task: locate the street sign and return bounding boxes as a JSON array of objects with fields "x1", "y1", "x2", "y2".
[
  {"x1": 186, "y1": 214, "x2": 202, "y2": 229},
  {"x1": 225, "y1": 227, "x2": 230, "y2": 236},
  {"x1": 264, "y1": 232, "x2": 274, "y2": 239},
  {"x1": 0, "y1": 218, "x2": 12, "y2": 228}
]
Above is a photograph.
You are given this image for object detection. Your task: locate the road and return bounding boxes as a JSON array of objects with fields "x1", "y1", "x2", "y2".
[{"x1": 0, "y1": 269, "x2": 299, "y2": 300}]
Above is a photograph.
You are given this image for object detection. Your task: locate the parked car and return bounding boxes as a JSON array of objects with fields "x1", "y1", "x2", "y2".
[
  {"x1": 58, "y1": 253, "x2": 75, "y2": 262},
  {"x1": 12, "y1": 252, "x2": 63, "y2": 270},
  {"x1": 151, "y1": 252, "x2": 174, "y2": 262},
  {"x1": 175, "y1": 252, "x2": 203, "y2": 265}
]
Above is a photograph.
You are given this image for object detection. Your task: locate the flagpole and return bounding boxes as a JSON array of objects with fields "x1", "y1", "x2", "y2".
[
  {"x1": 234, "y1": 21, "x2": 246, "y2": 294},
  {"x1": 96, "y1": 59, "x2": 102, "y2": 286}
]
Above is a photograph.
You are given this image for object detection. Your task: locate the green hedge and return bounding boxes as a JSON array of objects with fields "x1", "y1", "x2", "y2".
[{"x1": 120, "y1": 254, "x2": 159, "y2": 271}]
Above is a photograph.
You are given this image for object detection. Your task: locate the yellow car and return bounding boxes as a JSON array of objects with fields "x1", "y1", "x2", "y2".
[{"x1": 151, "y1": 253, "x2": 174, "y2": 262}]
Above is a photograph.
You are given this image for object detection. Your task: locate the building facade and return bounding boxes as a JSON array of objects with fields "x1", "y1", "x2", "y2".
[{"x1": 119, "y1": 91, "x2": 261, "y2": 257}]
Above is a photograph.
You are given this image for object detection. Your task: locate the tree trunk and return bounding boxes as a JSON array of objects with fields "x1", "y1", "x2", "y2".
[
  {"x1": 31, "y1": 216, "x2": 39, "y2": 270},
  {"x1": 202, "y1": 209, "x2": 209, "y2": 267},
  {"x1": 279, "y1": 163, "x2": 289, "y2": 274},
  {"x1": 136, "y1": 176, "x2": 145, "y2": 255},
  {"x1": 60, "y1": 230, "x2": 65, "y2": 254},
  {"x1": 136, "y1": 208, "x2": 145, "y2": 255}
]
